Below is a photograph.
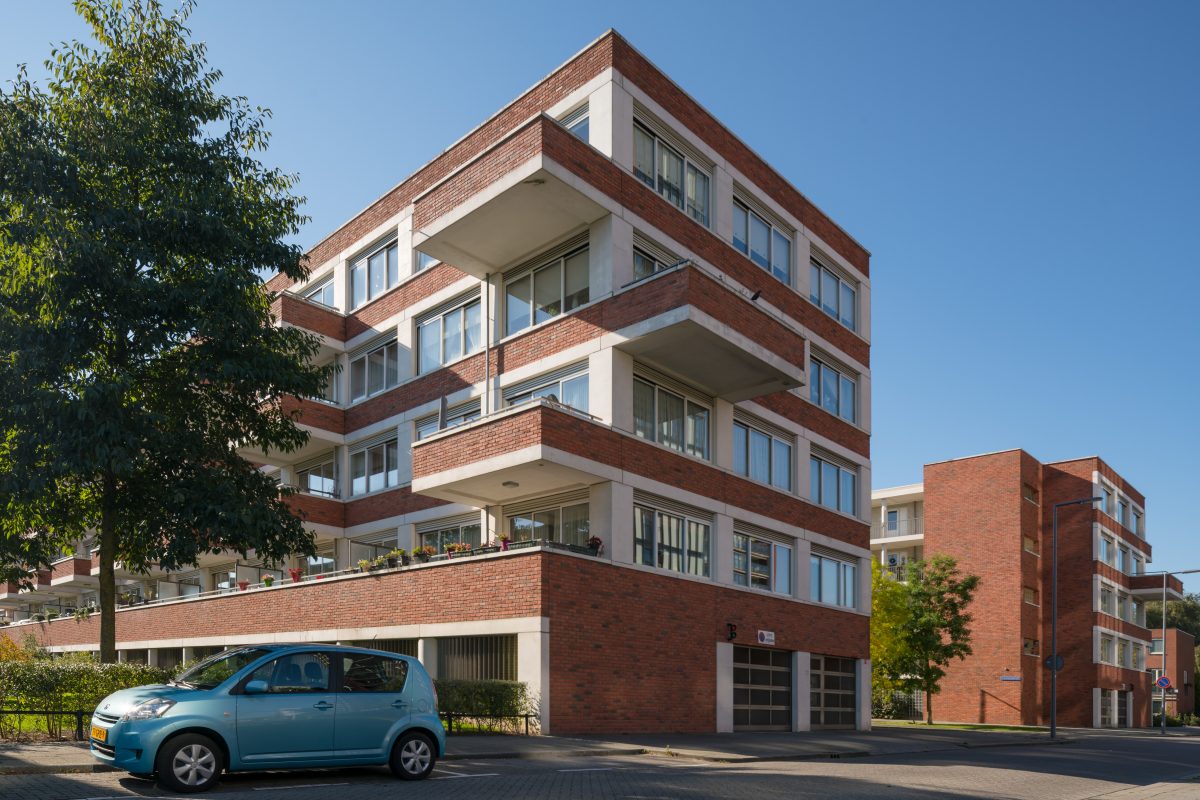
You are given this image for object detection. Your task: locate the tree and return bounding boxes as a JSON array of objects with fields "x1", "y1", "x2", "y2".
[
  {"x1": 0, "y1": 0, "x2": 328, "y2": 662},
  {"x1": 1147, "y1": 593, "x2": 1200, "y2": 715},
  {"x1": 877, "y1": 555, "x2": 981, "y2": 724},
  {"x1": 870, "y1": 560, "x2": 910, "y2": 713}
]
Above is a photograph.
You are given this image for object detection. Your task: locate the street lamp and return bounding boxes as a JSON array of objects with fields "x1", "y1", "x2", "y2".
[
  {"x1": 1050, "y1": 496, "x2": 1102, "y2": 740},
  {"x1": 1155, "y1": 567, "x2": 1200, "y2": 735}
]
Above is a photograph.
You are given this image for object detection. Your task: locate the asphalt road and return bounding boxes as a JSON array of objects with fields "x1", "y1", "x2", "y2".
[{"x1": 4, "y1": 731, "x2": 1199, "y2": 800}]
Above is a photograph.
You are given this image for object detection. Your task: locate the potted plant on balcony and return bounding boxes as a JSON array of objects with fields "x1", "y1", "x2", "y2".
[
  {"x1": 288, "y1": 567, "x2": 304, "y2": 583},
  {"x1": 237, "y1": 579, "x2": 249, "y2": 591},
  {"x1": 46, "y1": 609, "x2": 59, "y2": 620},
  {"x1": 412, "y1": 545, "x2": 436, "y2": 563},
  {"x1": 355, "y1": 559, "x2": 370, "y2": 574},
  {"x1": 31, "y1": 613, "x2": 45, "y2": 622},
  {"x1": 586, "y1": 535, "x2": 603, "y2": 556},
  {"x1": 262, "y1": 575, "x2": 274, "y2": 587},
  {"x1": 497, "y1": 532, "x2": 511, "y2": 552},
  {"x1": 387, "y1": 548, "x2": 407, "y2": 568},
  {"x1": 445, "y1": 542, "x2": 472, "y2": 559}
]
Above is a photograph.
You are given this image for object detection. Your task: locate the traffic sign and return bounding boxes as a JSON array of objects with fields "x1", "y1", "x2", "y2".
[
  {"x1": 1044, "y1": 655, "x2": 1064, "y2": 672},
  {"x1": 1156, "y1": 676, "x2": 1172, "y2": 689}
]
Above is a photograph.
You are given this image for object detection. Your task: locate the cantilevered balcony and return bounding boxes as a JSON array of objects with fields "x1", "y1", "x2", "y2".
[
  {"x1": 50, "y1": 557, "x2": 98, "y2": 590},
  {"x1": 1128, "y1": 572, "x2": 1185, "y2": 602},
  {"x1": 411, "y1": 401, "x2": 614, "y2": 506},
  {"x1": 271, "y1": 293, "x2": 347, "y2": 354},
  {"x1": 411, "y1": 116, "x2": 608, "y2": 279},
  {"x1": 238, "y1": 396, "x2": 343, "y2": 467}
]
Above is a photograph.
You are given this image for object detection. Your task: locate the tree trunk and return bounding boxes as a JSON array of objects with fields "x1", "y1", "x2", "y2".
[
  {"x1": 98, "y1": 473, "x2": 117, "y2": 663},
  {"x1": 925, "y1": 681, "x2": 933, "y2": 725}
]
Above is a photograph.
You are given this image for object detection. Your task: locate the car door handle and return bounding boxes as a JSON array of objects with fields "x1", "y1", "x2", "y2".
[
  {"x1": 391, "y1": 700, "x2": 408, "y2": 709},
  {"x1": 313, "y1": 701, "x2": 334, "y2": 710}
]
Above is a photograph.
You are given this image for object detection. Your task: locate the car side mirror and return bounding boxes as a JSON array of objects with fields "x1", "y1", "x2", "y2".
[{"x1": 243, "y1": 679, "x2": 269, "y2": 695}]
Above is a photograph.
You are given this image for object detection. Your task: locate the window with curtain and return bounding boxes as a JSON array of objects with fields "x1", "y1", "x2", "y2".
[
  {"x1": 732, "y1": 199, "x2": 791, "y2": 284},
  {"x1": 349, "y1": 340, "x2": 400, "y2": 402},
  {"x1": 634, "y1": 122, "x2": 710, "y2": 227},
  {"x1": 506, "y1": 502, "x2": 589, "y2": 546},
  {"x1": 421, "y1": 522, "x2": 482, "y2": 553},
  {"x1": 304, "y1": 279, "x2": 335, "y2": 308},
  {"x1": 809, "y1": 357, "x2": 857, "y2": 424},
  {"x1": 350, "y1": 240, "x2": 399, "y2": 309},
  {"x1": 505, "y1": 247, "x2": 589, "y2": 335},
  {"x1": 633, "y1": 377, "x2": 709, "y2": 459},
  {"x1": 350, "y1": 439, "x2": 399, "y2": 496},
  {"x1": 810, "y1": 454, "x2": 857, "y2": 516},
  {"x1": 732, "y1": 420, "x2": 792, "y2": 491},
  {"x1": 507, "y1": 373, "x2": 589, "y2": 412},
  {"x1": 417, "y1": 297, "x2": 481, "y2": 374},
  {"x1": 809, "y1": 258, "x2": 857, "y2": 331},
  {"x1": 809, "y1": 552, "x2": 856, "y2": 608}
]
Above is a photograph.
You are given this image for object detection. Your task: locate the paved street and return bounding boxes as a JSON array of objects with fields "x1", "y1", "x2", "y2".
[{"x1": 1, "y1": 731, "x2": 1199, "y2": 800}]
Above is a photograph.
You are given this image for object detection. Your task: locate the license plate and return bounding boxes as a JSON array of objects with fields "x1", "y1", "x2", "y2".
[{"x1": 91, "y1": 725, "x2": 107, "y2": 743}]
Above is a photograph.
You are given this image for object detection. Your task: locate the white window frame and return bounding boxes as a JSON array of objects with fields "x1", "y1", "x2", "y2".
[
  {"x1": 809, "y1": 551, "x2": 857, "y2": 609},
  {"x1": 507, "y1": 500, "x2": 590, "y2": 547},
  {"x1": 633, "y1": 504, "x2": 711, "y2": 578},
  {"x1": 417, "y1": 295, "x2": 482, "y2": 374},
  {"x1": 506, "y1": 372, "x2": 589, "y2": 413},
  {"x1": 349, "y1": 438, "x2": 400, "y2": 497},
  {"x1": 349, "y1": 340, "x2": 400, "y2": 403},
  {"x1": 296, "y1": 459, "x2": 337, "y2": 499},
  {"x1": 414, "y1": 401, "x2": 481, "y2": 441},
  {"x1": 733, "y1": 531, "x2": 792, "y2": 595},
  {"x1": 810, "y1": 452, "x2": 857, "y2": 517},
  {"x1": 809, "y1": 257, "x2": 857, "y2": 331},
  {"x1": 415, "y1": 250, "x2": 439, "y2": 272},
  {"x1": 504, "y1": 246, "x2": 590, "y2": 336},
  {"x1": 732, "y1": 419, "x2": 792, "y2": 492},
  {"x1": 350, "y1": 239, "x2": 399, "y2": 310},
  {"x1": 809, "y1": 356, "x2": 857, "y2": 424},
  {"x1": 561, "y1": 104, "x2": 589, "y2": 141},
  {"x1": 633, "y1": 121, "x2": 710, "y2": 227},
  {"x1": 732, "y1": 197, "x2": 791, "y2": 284},
  {"x1": 303, "y1": 277, "x2": 335, "y2": 308},
  {"x1": 633, "y1": 376, "x2": 710, "y2": 460}
]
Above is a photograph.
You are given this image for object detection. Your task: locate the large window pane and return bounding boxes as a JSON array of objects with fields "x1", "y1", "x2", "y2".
[
  {"x1": 658, "y1": 513, "x2": 684, "y2": 572},
  {"x1": 821, "y1": 558, "x2": 839, "y2": 605},
  {"x1": 386, "y1": 244, "x2": 398, "y2": 287},
  {"x1": 561, "y1": 374, "x2": 589, "y2": 412},
  {"x1": 564, "y1": 250, "x2": 589, "y2": 311},
  {"x1": 562, "y1": 504, "x2": 589, "y2": 547},
  {"x1": 810, "y1": 555, "x2": 821, "y2": 602},
  {"x1": 352, "y1": 263, "x2": 367, "y2": 309},
  {"x1": 733, "y1": 204, "x2": 748, "y2": 254},
  {"x1": 821, "y1": 364, "x2": 838, "y2": 413},
  {"x1": 367, "y1": 349, "x2": 385, "y2": 395},
  {"x1": 634, "y1": 125, "x2": 655, "y2": 187},
  {"x1": 464, "y1": 301, "x2": 481, "y2": 354},
  {"x1": 510, "y1": 515, "x2": 534, "y2": 543},
  {"x1": 419, "y1": 318, "x2": 440, "y2": 374},
  {"x1": 634, "y1": 506, "x2": 655, "y2": 566},
  {"x1": 532, "y1": 509, "x2": 558, "y2": 542},
  {"x1": 657, "y1": 390, "x2": 684, "y2": 451},
  {"x1": 809, "y1": 262, "x2": 821, "y2": 305},
  {"x1": 821, "y1": 461, "x2": 839, "y2": 508},
  {"x1": 733, "y1": 423, "x2": 748, "y2": 476},
  {"x1": 633, "y1": 380, "x2": 656, "y2": 441},
  {"x1": 386, "y1": 441, "x2": 399, "y2": 488},
  {"x1": 772, "y1": 230, "x2": 791, "y2": 284},
  {"x1": 369, "y1": 250, "x2": 386, "y2": 299},
  {"x1": 686, "y1": 402, "x2": 709, "y2": 459},
  {"x1": 534, "y1": 262, "x2": 561, "y2": 324},
  {"x1": 351, "y1": 452, "x2": 366, "y2": 496},
  {"x1": 686, "y1": 164, "x2": 709, "y2": 226},
  {"x1": 772, "y1": 440, "x2": 792, "y2": 491},
  {"x1": 749, "y1": 428, "x2": 770, "y2": 483},
  {"x1": 840, "y1": 282, "x2": 856, "y2": 330},
  {"x1": 657, "y1": 144, "x2": 684, "y2": 207},
  {"x1": 686, "y1": 520, "x2": 710, "y2": 577},
  {"x1": 839, "y1": 375, "x2": 856, "y2": 423},
  {"x1": 842, "y1": 563, "x2": 856, "y2": 607},
  {"x1": 750, "y1": 213, "x2": 770, "y2": 270},
  {"x1": 351, "y1": 357, "x2": 366, "y2": 401},
  {"x1": 634, "y1": 250, "x2": 657, "y2": 281},
  {"x1": 839, "y1": 469, "x2": 856, "y2": 515},
  {"x1": 443, "y1": 307, "x2": 463, "y2": 363},
  {"x1": 368, "y1": 446, "x2": 385, "y2": 492},
  {"x1": 385, "y1": 343, "x2": 399, "y2": 387},
  {"x1": 821, "y1": 270, "x2": 839, "y2": 318},
  {"x1": 774, "y1": 545, "x2": 791, "y2": 595},
  {"x1": 810, "y1": 456, "x2": 821, "y2": 502},
  {"x1": 506, "y1": 275, "x2": 531, "y2": 333}
]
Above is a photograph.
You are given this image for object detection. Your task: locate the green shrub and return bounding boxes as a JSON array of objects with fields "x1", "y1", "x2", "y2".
[
  {"x1": 433, "y1": 679, "x2": 535, "y2": 733},
  {"x1": 0, "y1": 660, "x2": 170, "y2": 739}
]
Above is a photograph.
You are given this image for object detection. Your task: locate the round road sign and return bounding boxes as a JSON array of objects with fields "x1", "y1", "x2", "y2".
[{"x1": 1156, "y1": 676, "x2": 1172, "y2": 689}]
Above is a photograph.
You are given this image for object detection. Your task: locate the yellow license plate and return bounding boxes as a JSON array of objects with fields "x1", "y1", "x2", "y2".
[{"x1": 91, "y1": 725, "x2": 107, "y2": 743}]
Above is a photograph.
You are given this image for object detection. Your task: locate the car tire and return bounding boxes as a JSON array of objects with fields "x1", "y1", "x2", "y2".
[
  {"x1": 389, "y1": 731, "x2": 436, "y2": 780},
  {"x1": 155, "y1": 733, "x2": 223, "y2": 793}
]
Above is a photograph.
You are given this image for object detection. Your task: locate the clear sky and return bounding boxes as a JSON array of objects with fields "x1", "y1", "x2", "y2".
[{"x1": 4, "y1": 1, "x2": 1197, "y2": 590}]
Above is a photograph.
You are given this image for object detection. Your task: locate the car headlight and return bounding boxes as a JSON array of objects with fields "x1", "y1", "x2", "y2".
[{"x1": 121, "y1": 698, "x2": 176, "y2": 721}]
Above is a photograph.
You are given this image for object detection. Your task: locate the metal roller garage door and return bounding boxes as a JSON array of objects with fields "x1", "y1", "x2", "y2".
[
  {"x1": 733, "y1": 646, "x2": 792, "y2": 731},
  {"x1": 810, "y1": 654, "x2": 857, "y2": 729}
]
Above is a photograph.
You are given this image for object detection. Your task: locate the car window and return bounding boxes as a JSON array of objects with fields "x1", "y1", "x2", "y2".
[
  {"x1": 340, "y1": 653, "x2": 408, "y2": 693},
  {"x1": 177, "y1": 647, "x2": 272, "y2": 690},
  {"x1": 246, "y1": 652, "x2": 331, "y2": 693}
]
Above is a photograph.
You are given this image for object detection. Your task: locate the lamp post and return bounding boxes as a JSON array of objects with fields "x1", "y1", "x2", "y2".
[
  {"x1": 1050, "y1": 496, "x2": 1102, "y2": 740},
  {"x1": 1156, "y1": 567, "x2": 1200, "y2": 735}
]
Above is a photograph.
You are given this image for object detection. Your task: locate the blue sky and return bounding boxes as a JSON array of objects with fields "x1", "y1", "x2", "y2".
[{"x1": 4, "y1": 1, "x2": 1198, "y2": 590}]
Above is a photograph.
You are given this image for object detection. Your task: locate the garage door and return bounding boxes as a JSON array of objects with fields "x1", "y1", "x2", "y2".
[
  {"x1": 810, "y1": 654, "x2": 857, "y2": 729},
  {"x1": 733, "y1": 646, "x2": 792, "y2": 731}
]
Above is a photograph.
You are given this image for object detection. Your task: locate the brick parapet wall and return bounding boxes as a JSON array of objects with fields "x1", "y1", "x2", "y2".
[
  {"x1": 272, "y1": 294, "x2": 346, "y2": 341},
  {"x1": 414, "y1": 404, "x2": 868, "y2": 548}
]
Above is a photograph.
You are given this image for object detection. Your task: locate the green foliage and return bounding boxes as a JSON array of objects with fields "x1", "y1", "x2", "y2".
[
  {"x1": 1146, "y1": 593, "x2": 1200, "y2": 639},
  {"x1": 872, "y1": 555, "x2": 981, "y2": 725},
  {"x1": 0, "y1": 659, "x2": 169, "y2": 739},
  {"x1": 433, "y1": 679, "x2": 536, "y2": 733},
  {"x1": 0, "y1": 0, "x2": 329, "y2": 661}
]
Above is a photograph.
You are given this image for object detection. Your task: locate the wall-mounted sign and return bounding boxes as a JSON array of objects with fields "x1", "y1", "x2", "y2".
[
  {"x1": 999, "y1": 676, "x2": 1021, "y2": 682},
  {"x1": 757, "y1": 630, "x2": 775, "y2": 645}
]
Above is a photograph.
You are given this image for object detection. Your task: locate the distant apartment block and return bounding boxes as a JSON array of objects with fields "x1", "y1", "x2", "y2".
[{"x1": 873, "y1": 449, "x2": 1185, "y2": 728}]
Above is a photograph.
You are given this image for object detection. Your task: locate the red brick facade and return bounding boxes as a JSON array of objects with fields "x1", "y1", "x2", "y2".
[{"x1": 1152, "y1": 629, "x2": 1196, "y2": 718}]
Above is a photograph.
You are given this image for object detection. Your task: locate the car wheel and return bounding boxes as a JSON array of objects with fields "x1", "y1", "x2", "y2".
[
  {"x1": 155, "y1": 733, "x2": 223, "y2": 793},
  {"x1": 390, "y1": 731, "x2": 436, "y2": 780}
]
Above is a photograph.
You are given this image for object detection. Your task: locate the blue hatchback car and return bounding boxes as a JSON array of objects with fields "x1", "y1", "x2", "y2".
[{"x1": 89, "y1": 643, "x2": 445, "y2": 792}]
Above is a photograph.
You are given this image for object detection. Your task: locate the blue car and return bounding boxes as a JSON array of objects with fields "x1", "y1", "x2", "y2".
[{"x1": 90, "y1": 643, "x2": 445, "y2": 792}]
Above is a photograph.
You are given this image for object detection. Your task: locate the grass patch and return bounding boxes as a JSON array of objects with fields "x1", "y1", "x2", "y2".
[{"x1": 872, "y1": 719, "x2": 1047, "y2": 733}]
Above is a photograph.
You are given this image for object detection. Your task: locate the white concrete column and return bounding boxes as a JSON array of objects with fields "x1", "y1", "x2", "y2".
[
  {"x1": 713, "y1": 164, "x2": 734, "y2": 246},
  {"x1": 793, "y1": 650, "x2": 811, "y2": 731},
  {"x1": 795, "y1": 539, "x2": 812, "y2": 602},
  {"x1": 398, "y1": 523, "x2": 417, "y2": 553},
  {"x1": 396, "y1": 209, "x2": 415, "y2": 278},
  {"x1": 517, "y1": 628, "x2": 550, "y2": 733},
  {"x1": 794, "y1": 236, "x2": 813, "y2": 302},
  {"x1": 395, "y1": 422, "x2": 414, "y2": 487},
  {"x1": 146, "y1": 649, "x2": 159, "y2": 667},
  {"x1": 857, "y1": 658, "x2": 872, "y2": 731},
  {"x1": 588, "y1": 349, "x2": 616, "y2": 426},
  {"x1": 609, "y1": 348, "x2": 635, "y2": 435},
  {"x1": 588, "y1": 215, "x2": 615, "y2": 300},
  {"x1": 858, "y1": 369, "x2": 872, "y2": 435},
  {"x1": 483, "y1": 272, "x2": 500, "y2": 414},
  {"x1": 606, "y1": 79, "x2": 634, "y2": 171},
  {"x1": 712, "y1": 399, "x2": 734, "y2": 471},
  {"x1": 182, "y1": 646, "x2": 197, "y2": 665},
  {"x1": 858, "y1": 556, "x2": 872, "y2": 612},
  {"x1": 716, "y1": 641, "x2": 734, "y2": 732},
  {"x1": 608, "y1": 482, "x2": 635, "y2": 564},
  {"x1": 396, "y1": 316, "x2": 416, "y2": 384},
  {"x1": 609, "y1": 214, "x2": 634, "y2": 291},
  {"x1": 484, "y1": 505, "x2": 502, "y2": 546},
  {"x1": 714, "y1": 513, "x2": 734, "y2": 585},
  {"x1": 586, "y1": 81, "x2": 614, "y2": 158},
  {"x1": 335, "y1": 537, "x2": 352, "y2": 573},
  {"x1": 797, "y1": 438, "x2": 813, "y2": 502},
  {"x1": 418, "y1": 637, "x2": 438, "y2": 680}
]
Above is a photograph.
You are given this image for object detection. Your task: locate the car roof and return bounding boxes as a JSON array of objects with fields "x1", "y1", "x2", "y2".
[{"x1": 232, "y1": 643, "x2": 412, "y2": 657}]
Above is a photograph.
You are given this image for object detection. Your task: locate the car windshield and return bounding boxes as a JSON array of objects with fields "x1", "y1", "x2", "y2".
[{"x1": 175, "y1": 647, "x2": 272, "y2": 690}]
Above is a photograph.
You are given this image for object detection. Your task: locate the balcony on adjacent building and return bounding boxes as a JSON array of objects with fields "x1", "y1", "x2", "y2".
[
  {"x1": 238, "y1": 395, "x2": 343, "y2": 467},
  {"x1": 1128, "y1": 572, "x2": 1185, "y2": 602},
  {"x1": 870, "y1": 518, "x2": 925, "y2": 543},
  {"x1": 49, "y1": 556, "x2": 98, "y2": 591},
  {"x1": 272, "y1": 292, "x2": 347, "y2": 354},
  {"x1": 411, "y1": 116, "x2": 609, "y2": 280}
]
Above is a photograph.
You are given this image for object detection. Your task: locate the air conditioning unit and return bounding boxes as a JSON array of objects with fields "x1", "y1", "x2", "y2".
[{"x1": 888, "y1": 554, "x2": 909, "y2": 567}]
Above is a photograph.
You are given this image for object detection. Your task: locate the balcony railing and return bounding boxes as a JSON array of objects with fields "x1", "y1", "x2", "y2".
[{"x1": 872, "y1": 519, "x2": 924, "y2": 539}]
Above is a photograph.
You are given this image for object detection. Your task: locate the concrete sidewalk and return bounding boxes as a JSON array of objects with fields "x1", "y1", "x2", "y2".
[{"x1": 0, "y1": 726, "x2": 1076, "y2": 775}]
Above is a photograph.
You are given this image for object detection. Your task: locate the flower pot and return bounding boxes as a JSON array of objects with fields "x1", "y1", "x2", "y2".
[
  {"x1": 237, "y1": 581, "x2": 249, "y2": 591},
  {"x1": 500, "y1": 540, "x2": 509, "y2": 551},
  {"x1": 289, "y1": 569, "x2": 303, "y2": 583},
  {"x1": 386, "y1": 557, "x2": 397, "y2": 568},
  {"x1": 401, "y1": 555, "x2": 410, "y2": 566},
  {"x1": 262, "y1": 577, "x2": 274, "y2": 587}
]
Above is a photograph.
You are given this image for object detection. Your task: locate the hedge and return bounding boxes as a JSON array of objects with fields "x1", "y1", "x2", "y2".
[
  {"x1": 433, "y1": 679, "x2": 534, "y2": 732},
  {"x1": 0, "y1": 660, "x2": 171, "y2": 739}
]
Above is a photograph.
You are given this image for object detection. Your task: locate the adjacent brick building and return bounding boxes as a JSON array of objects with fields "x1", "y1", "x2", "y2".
[
  {"x1": 1, "y1": 30, "x2": 873, "y2": 734},
  {"x1": 1150, "y1": 628, "x2": 1196, "y2": 721},
  {"x1": 873, "y1": 450, "x2": 1184, "y2": 728}
]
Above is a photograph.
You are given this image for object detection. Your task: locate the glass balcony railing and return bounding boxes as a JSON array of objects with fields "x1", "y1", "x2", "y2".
[{"x1": 871, "y1": 518, "x2": 924, "y2": 539}]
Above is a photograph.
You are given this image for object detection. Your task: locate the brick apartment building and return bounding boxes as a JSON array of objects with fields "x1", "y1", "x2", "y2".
[
  {"x1": 0, "y1": 31, "x2": 873, "y2": 734},
  {"x1": 872, "y1": 449, "x2": 1185, "y2": 728},
  {"x1": 1151, "y1": 628, "x2": 1196, "y2": 720}
]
